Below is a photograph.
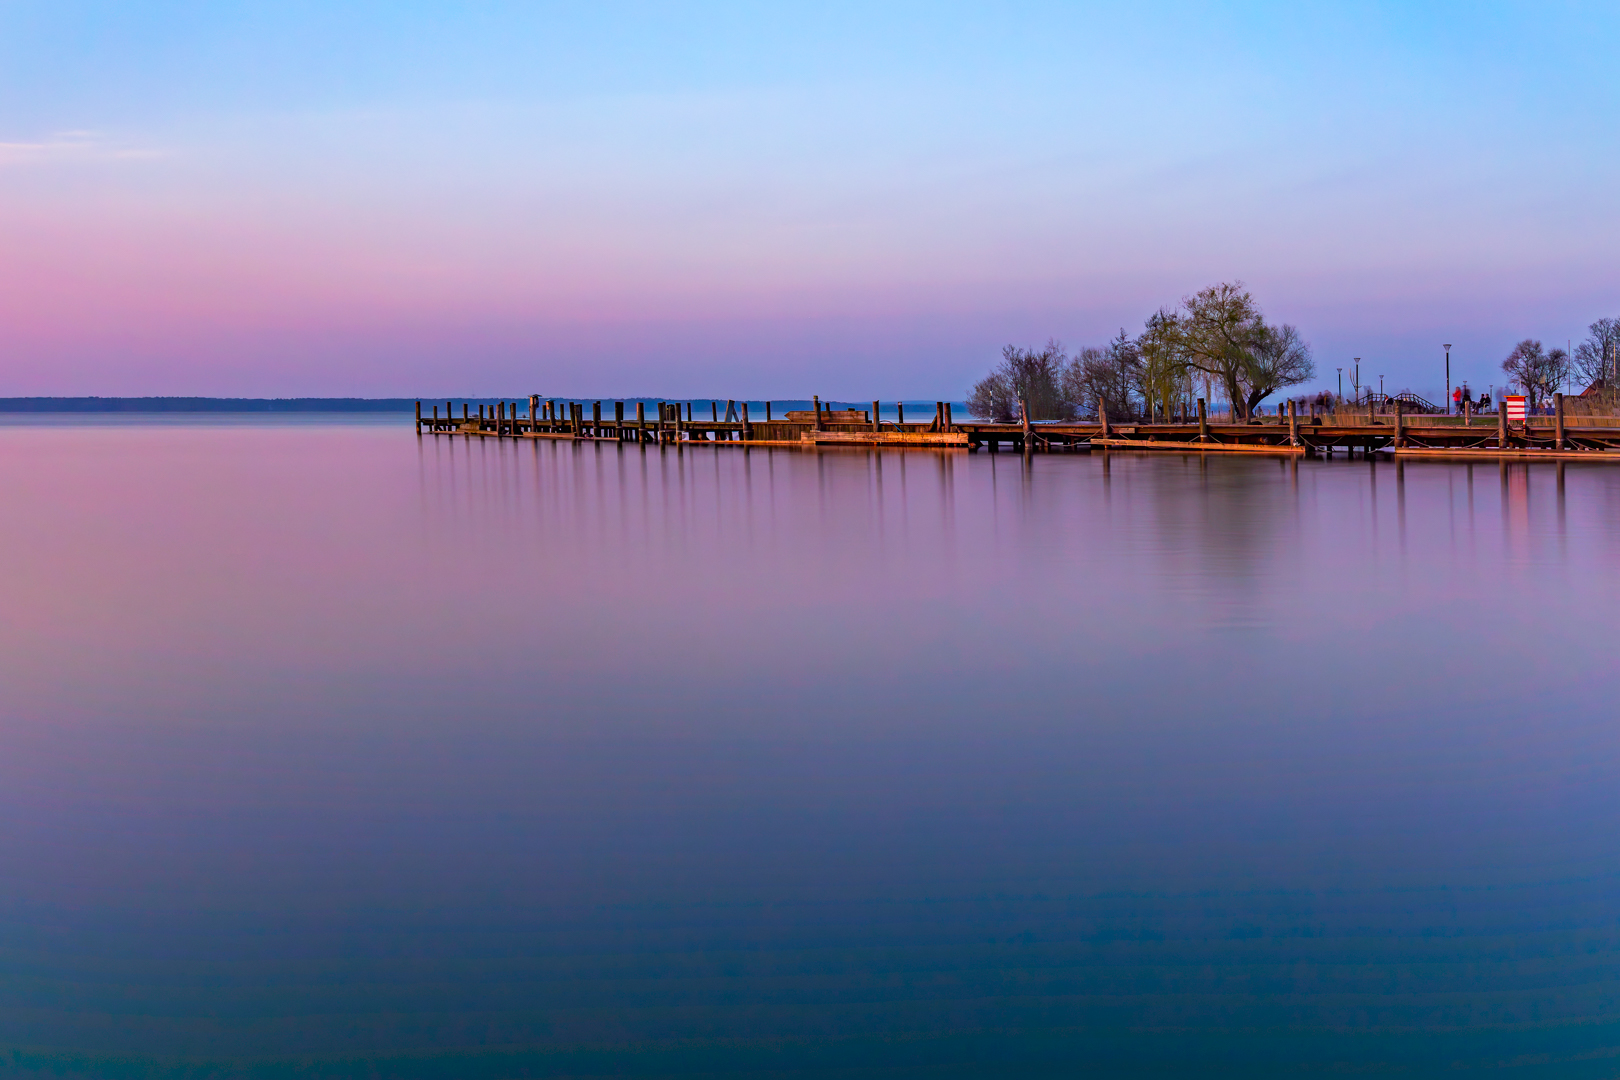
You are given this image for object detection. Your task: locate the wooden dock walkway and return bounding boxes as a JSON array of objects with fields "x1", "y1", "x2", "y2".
[{"x1": 414, "y1": 395, "x2": 1620, "y2": 461}]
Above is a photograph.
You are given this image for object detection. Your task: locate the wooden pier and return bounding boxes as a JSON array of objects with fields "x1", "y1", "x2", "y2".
[{"x1": 415, "y1": 394, "x2": 1620, "y2": 461}]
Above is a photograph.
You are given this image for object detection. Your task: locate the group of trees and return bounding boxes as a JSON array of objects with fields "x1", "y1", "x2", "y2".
[
  {"x1": 968, "y1": 282, "x2": 1314, "y2": 423},
  {"x1": 1502, "y1": 318, "x2": 1620, "y2": 411}
]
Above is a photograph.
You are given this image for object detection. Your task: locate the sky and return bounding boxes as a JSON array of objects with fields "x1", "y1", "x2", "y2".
[{"x1": 1, "y1": 1, "x2": 1616, "y2": 400}]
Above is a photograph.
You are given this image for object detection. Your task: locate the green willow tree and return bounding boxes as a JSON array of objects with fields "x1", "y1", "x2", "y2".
[{"x1": 1172, "y1": 282, "x2": 1312, "y2": 419}]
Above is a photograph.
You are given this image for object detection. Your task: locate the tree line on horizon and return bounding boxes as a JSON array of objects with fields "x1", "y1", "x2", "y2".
[
  {"x1": 967, "y1": 282, "x2": 1314, "y2": 423},
  {"x1": 1500, "y1": 318, "x2": 1619, "y2": 412}
]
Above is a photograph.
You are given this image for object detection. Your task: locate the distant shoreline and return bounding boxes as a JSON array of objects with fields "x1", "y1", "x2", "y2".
[
  {"x1": 0, "y1": 397, "x2": 967, "y2": 414},
  {"x1": 0, "y1": 397, "x2": 418, "y2": 413}
]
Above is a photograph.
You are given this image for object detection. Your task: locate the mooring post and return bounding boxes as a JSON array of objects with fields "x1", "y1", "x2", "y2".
[
  {"x1": 415, "y1": 400, "x2": 422, "y2": 433},
  {"x1": 766, "y1": 401, "x2": 773, "y2": 422},
  {"x1": 593, "y1": 401, "x2": 602, "y2": 437},
  {"x1": 872, "y1": 400, "x2": 881, "y2": 434},
  {"x1": 1555, "y1": 392, "x2": 1566, "y2": 450},
  {"x1": 529, "y1": 395, "x2": 538, "y2": 432},
  {"x1": 1498, "y1": 400, "x2": 1508, "y2": 450},
  {"x1": 1197, "y1": 398, "x2": 1208, "y2": 441},
  {"x1": 814, "y1": 396, "x2": 823, "y2": 431},
  {"x1": 944, "y1": 403, "x2": 954, "y2": 430},
  {"x1": 1099, "y1": 402, "x2": 1110, "y2": 440},
  {"x1": 1393, "y1": 400, "x2": 1403, "y2": 448},
  {"x1": 740, "y1": 401, "x2": 750, "y2": 442},
  {"x1": 1464, "y1": 399, "x2": 1471, "y2": 426},
  {"x1": 1288, "y1": 399, "x2": 1298, "y2": 446},
  {"x1": 896, "y1": 403, "x2": 905, "y2": 425}
]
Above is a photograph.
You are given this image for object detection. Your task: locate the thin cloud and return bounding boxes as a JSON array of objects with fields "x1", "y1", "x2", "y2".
[{"x1": 0, "y1": 131, "x2": 162, "y2": 166}]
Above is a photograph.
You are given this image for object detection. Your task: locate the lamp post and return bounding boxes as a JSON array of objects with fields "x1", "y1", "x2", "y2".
[
  {"x1": 1337, "y1": 367, "x2": 1343, "y2": 401},
  {"x1": 1444, "y1": 344, "x2": 1452, "y2": 415},
  {"x1": 1353, "y1": 358, "x2": 1361, "y2": 402}
]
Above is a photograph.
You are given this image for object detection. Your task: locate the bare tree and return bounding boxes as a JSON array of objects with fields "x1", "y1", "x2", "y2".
[
  {"x1": 1573, "y1": 317, "x2": 1620, "y2": 391},
  {"x1": 1501, "y1": 339, "x2": 1569, "y2": 411},
  {"x1": 967, "y1": 340, "x2": 1074, "y2": 421},
  {"x1": 1064, "y1": 331, "x2": 1142, "y2": 420},
  {"x1": 1240, "y1": 323, "x2": 1314, "y2": 417}
]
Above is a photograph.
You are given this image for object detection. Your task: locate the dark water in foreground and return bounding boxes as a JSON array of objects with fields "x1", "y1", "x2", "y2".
[{"x1": 2, "y1": 419, "x2": 1619, "y2": 1077}]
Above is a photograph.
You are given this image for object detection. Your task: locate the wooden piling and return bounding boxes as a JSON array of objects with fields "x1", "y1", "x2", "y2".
[
  {"x1": 415, "y1": 400, "x2": 422, "y2": 433},
  {"x1": 593, "y1": 401, "x2": 602, "y2": 437},
  {"x1": 1198, "y1": 398, "x2": 1208, "y2": 441},
  {"x1": 741, "y1": 401, "x2": 750, "y2": 441},
  {"x1": 1288, "y1": 399, "x2": 1298, "y2": 446},
  {"x1": 944, "y1": 403, "x2": 954, "y2": 430},
  {"x1": 897, "y1": 403, "x2": 905, "y2": 425},
  {"x1": 530, "y1": 395, "x2": 538, "y2": 430},
  {"x1": 873, "y1": 401, "x2": 881, "y2": 434},
  {"x1": 814, "y1": 396, "x2": 823, "y2": 431},
  {"x1": 1498, "y1": 400, "x2": 1508, "y2": 449},
  {"x1": 766, "y1": 401, "x2": 773, "y2": 422},
  {"x1": 1099, "y1": 402, "x2": 1110, "y2": 439},
  {"x1": 1393, "y1": 400, "x2": 1403, "y2": 448},
  {"x1": 1555, "y1": 392, "x2": 1565, "y2": 450}
]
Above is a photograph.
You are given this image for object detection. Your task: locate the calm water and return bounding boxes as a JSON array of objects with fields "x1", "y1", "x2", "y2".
[{"x1": 2, "y1": 418, "x2": 1619, "y2": 1077}]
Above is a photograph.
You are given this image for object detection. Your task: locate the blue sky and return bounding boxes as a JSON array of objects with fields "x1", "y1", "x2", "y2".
[{"x1": 1, "y1": 2, "x2": 1615, "y2": 398}]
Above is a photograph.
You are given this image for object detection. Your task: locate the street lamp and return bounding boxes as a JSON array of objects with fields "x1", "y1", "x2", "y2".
[
  {"x1": 1444, "y1": 344, "x2": 1452, "y2": 415},
  {"x1": 1353, "y1": 358, "x2": 1361, "y2": 401},
  {"x1": 1337, "y1": 366, "x2": 1343, "y2": 401},
  {"x1": 1379, "y1": 374, "x2": 1385, "y2": 399}
]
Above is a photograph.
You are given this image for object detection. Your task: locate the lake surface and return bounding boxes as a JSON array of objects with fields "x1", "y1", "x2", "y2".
[{"x1": 2, "y1": 418, "x2": 1619, "y2": 1078}]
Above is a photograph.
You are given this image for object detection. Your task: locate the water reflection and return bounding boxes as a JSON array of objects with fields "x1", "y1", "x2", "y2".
[{"x1": 1, "y1": 422, "x2": 1619, "y2": 1074}]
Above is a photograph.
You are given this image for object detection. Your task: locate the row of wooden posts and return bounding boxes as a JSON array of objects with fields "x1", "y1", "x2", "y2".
[
  {"x1": 416, "y1": 396, "x2": 958, "y2": 441},
  {"x1": 415, "y1": 390, "x2": 1593, "y2": 457}
]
